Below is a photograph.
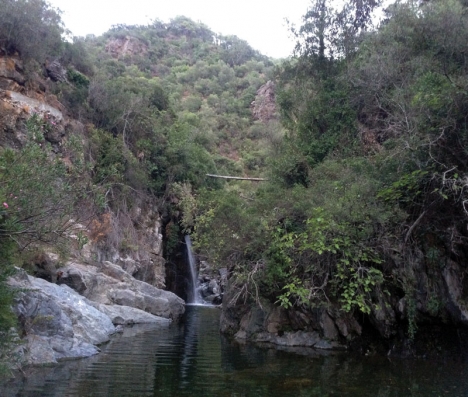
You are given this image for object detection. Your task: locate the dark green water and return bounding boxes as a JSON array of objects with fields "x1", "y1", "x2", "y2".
[{"x1": 3, "y1": 306, "x2": 468, "y2": 396}]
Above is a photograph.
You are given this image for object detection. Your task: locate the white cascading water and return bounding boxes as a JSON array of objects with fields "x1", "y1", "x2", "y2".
[{"x1": 185, "y1": 235, "x2": 203, "y2": 304}]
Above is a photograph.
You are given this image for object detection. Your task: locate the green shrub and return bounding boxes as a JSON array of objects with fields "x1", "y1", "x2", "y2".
[
  {"x1": 0, "y1": 0, "x2": 64, "y2": 62},
  {"x1": 67, "y1": 68, "x2": 90, "y2": 89},
  {"x1": 0, "y1": 114, "x2": 84, "y2": 373}
]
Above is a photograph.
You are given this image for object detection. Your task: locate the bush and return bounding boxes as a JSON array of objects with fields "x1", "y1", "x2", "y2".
[
  {"x1": 0, "y1": 0, "x2": 64, "y2": 62},
  {"x1": 0, "y1": 115, "x2": 77, "y2": 249},
  {"x1": 0, "y1": 114, "x2": 81, "y2": 373}
]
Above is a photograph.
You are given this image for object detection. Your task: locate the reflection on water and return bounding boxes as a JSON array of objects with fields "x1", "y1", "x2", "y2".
[{"x1": 3, "y1": 306, "x2": 468, "y2": 396}]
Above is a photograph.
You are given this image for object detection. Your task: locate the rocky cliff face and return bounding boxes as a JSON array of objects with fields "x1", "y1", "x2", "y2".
[
  {"x1": 0, "y1": 57, "x2": 25, "y2": 91},
  {"x1": 0, "y1": 55, "x2": 168, "y2": 289},
  {"x1": 220, "y1": 244, "x2": 468, "y2": 356},
  {"x1": 251, "y1": 80, "x2": 277, "y2": 123},
  {"x1": 83, "y1": 205, "x2": 167, "y2": 289},
  {"x1": 105, "y1": 36, "x2": 148, "y2": 59},
  {"x1": 0, "y1": 56, "x2": 67, "y2": 149},
  {"x1": 1, "y1": 55, "x2": 186, "y2": 367}
]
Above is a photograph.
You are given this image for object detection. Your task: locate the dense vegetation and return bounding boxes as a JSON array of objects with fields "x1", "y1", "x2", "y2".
[
  {"x1": 1, "y1": 0, "x2": 468, "y2": 368},
  {"x1": 0, "y1": 0, "x2": 275, "y2": 369},
  {"x1": 192, "y1": 0, "x2": 468, "y2": 340}
]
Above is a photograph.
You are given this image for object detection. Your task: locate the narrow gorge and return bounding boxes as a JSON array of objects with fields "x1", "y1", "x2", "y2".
[{"x1": 2, "y1": 1, "x2": 468, "y2": 395}]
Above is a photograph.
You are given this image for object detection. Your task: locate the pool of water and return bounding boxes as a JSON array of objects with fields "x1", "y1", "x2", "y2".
[{"x1": 3, "y1": 306, "x2": 468, "y2": 396}]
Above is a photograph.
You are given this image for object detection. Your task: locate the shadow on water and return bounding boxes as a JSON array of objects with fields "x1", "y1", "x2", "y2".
[{"x1": 3, "y1": 306, "x2": 468, "y2": 396}]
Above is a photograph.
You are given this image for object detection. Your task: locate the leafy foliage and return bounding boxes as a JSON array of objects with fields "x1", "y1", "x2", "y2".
[
  {"x1": 0, "y1": 115, "x2": 78, "y2": 249},
  {"x1": 0, "y1": 115, "x2": 83, "y2": 373},
  {"x1": 192, "y1": 0, "x2": 468, "y2": 341},
  {"x1": 0, "y1": 0, "x2": 64, "y2": 62},
  {"x1": 3, "y1": 0, "x2": 468, "y2": 352}
]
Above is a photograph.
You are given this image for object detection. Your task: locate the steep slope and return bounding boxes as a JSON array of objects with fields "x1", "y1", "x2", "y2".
[
  {"x1": 193, "y1": 0, "x2": 468, "y2": 357},
  {"x1": 0, "y1": 0, "x2": 285, "y2": 369}
]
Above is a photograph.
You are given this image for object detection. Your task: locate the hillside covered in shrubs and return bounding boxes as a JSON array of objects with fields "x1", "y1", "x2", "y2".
[{"x1": 1, "y1": 0, "x2": 468, "y2": 367}]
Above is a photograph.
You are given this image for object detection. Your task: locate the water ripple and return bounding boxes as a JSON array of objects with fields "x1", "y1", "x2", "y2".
[{"x1": 3, "y1": 306, "x2": 468, "y2": 396}]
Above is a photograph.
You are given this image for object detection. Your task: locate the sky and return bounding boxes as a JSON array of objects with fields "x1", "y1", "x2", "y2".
[{"x1": 46, "y1": 0, "x2": 313, "y2": 59}]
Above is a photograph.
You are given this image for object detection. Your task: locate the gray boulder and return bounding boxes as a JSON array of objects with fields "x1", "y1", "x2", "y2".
[
  {"x1": 227, "y1": 301, "x2": 345, "y2": 351},
  {"x1": 45, "y1": 60, "x2": 67, "y2": 82},
  {"x1": 58, "y1": 261, "x2": 185, "y2": 320},
  {"x1": 252, "y1": 331, "x2": 343, "y2": 350},
  {"x1": 9, "y1": 273, "x2": 116, "y2": 365},
  {"x1": 97, "y1": 304, "x2": 172, "y2": 325}
]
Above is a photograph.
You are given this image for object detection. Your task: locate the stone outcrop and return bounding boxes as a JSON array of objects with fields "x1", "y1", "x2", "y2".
[
  {"x1": 441, "y1": 260, "x2": 468, "y2": 324},
  {"x1": 9, "y1": 271, "x2": 116, "y2": 366},
  {"x1": 0, "y1": 85, "x2": 68, "y2": 149},
  {"x1": 118, "y1": 206, "x2": 166, "y2": 288},
  {"x1": 221, "y1": 298, "x2": 347, "y2": 351},
  {"x1": 8, "y1": 263, "x2": 180, "y2": 366},
  {"x1": 74, "y1": 205, "x2": 166, "y2": 289},
  {"x1": 105, "y1": 36, "x2": 148, "y2": 58},
  {"x1": 198, "y1": 261, "x2": 226, "y2": 305},
  {"x1": 57, "y1": 261, "x2": 185, "y2": 320},
  {"x1": 251, "y1": 80, "x2": 277, "y2": 123},
  {"x1": 220, "y1": 244, "x2": 468, "y2": 355},
  {"x1": 0, "y1": 56, "x2": 25, "y2": 91},
  {"x1": 97, "y1": 304, "x2": 172, "y2": 325},
  {"x1": 45, "y1": 60, "x2": 67, "y2": 82},
  {"x1": 7, "y1": 90, "x2": 63, "y2": 120}
]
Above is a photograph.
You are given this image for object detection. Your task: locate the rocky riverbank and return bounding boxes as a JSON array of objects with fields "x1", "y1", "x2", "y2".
[
  {"x1": 8, "y1": 261, "x2": 184, "y2": 367},
  {"x1": 219, "y1": 253, "x2": 468, "y2": 357}
]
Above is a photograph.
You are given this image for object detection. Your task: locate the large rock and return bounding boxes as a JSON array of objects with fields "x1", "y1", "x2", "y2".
[
  {"x1": 97, "y1": 304, "x2": 172, "y2": 325},
  {"x1": 0, "y1": 56, "x2": 25, "y2": 86},
  {"x1": 45, "y1": 60, "x2": 67, "y2": 82},
  {"x1": 7, "y1": 90, "x2": 63, "y2": 120},
  {"x1": 442, "y1": 259, "x2": 468, "y2": 324},
  {"x1": 250, "y1": 80, "x2": 277, "y2": 123},
  {"x1": 58, "y1": 261, "x2": 185, "y2": 320},
  {"x1": 105, "y1": 36, "x2": 148, "y2": 58},
  {"x1": 253, "y1": 330, "x2": 342, "y2": 350},
  {"x1": 199, "y1": 261, "x2": 225, "y2": 305},
  {"x1": 9, "y1": 272, "x2": 116, "y2": 365},
  {"x1": 226, "y1": 299, "x2": 345, "y2": 350}
]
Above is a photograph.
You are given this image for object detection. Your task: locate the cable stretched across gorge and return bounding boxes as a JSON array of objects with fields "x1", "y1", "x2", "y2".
[{"x1": 205, "y1": 174, "x2": 268, "y2": 181}]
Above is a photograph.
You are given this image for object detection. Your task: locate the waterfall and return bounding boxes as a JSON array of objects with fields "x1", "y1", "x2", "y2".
[{"x1": 185, "y1": 235, "x2": 203, "y2": 304}]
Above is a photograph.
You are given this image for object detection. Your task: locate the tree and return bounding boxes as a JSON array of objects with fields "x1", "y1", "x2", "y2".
[
  {"x1": 293, "y1": 0, "x2": 381, "y2": 60},
  {"x1": 0, "y1": 0, "x2": 64, "y2": 62},
  {"x1": 219, "y1": 35, "x2": 259, "y2": 67}
]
